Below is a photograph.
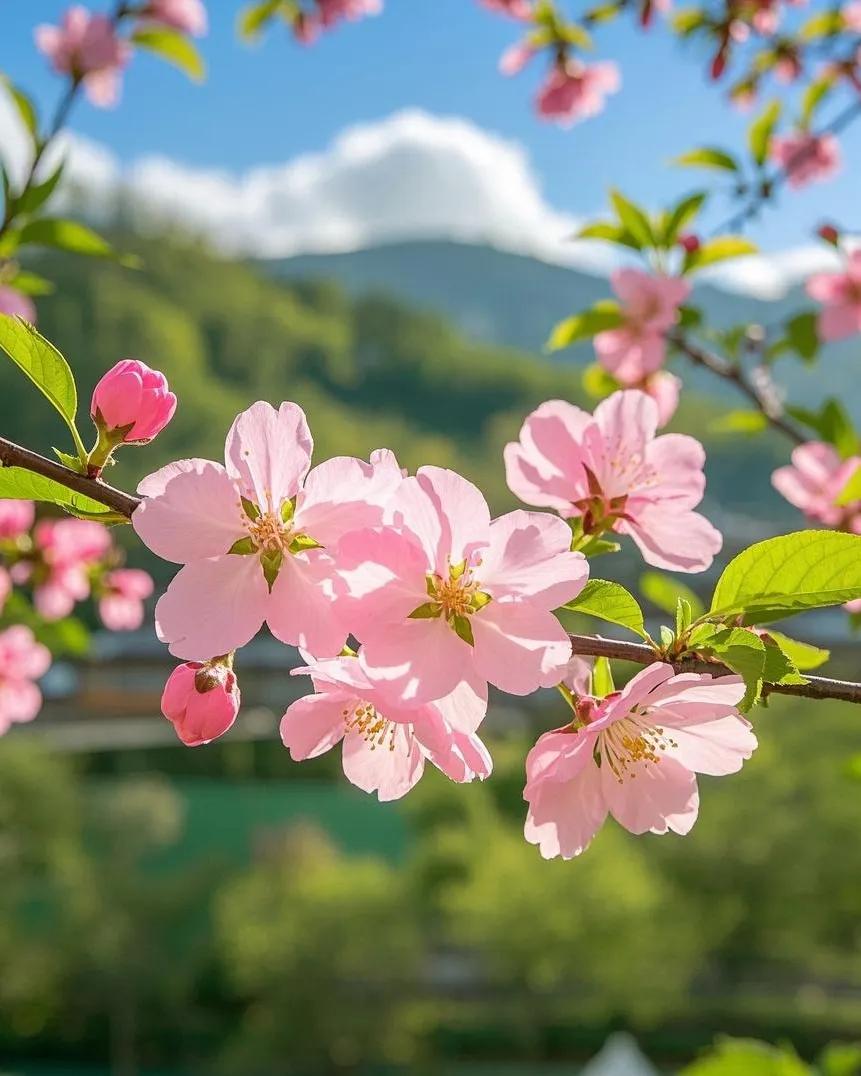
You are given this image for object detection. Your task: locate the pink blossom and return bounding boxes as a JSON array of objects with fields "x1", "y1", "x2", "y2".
[
  {"x1": 499, "y1": 41, "x2": 535, "y2": 75},
  {"x1": 806, "y1": 250, "x2": 861, "y2": 341},
  {"x1": 772, "y1": 441, "x2": 861, "y2": 529},
  {"x1": 281, "y1": 655, "x2": 491, "y2": 801},
  {"x1": 594, "y1": 269, "x2": 691, "y2": 385},
  {"x1": 480, "y1": 0, "x2": 533, "y2": 17},
  {"x1": 845, "y1": 1, "x2": 861, "y2": 30},
  {"x1": 91, "y1": 360, "x2": 177, "y2": 444},
  {"x1": 139, "y1": 0, "x2": 208, "y2": 35},
  {"x1": 133, "y1": 401, "x2": 403, "y2": 661},
  {"x1": 35, "y1": 6, "x2": 131, "y2": 108},
  {"x1": 316, "y1": 0, "x2": 383, "y2": 27},
  {"x1": 536, "y1": 61, "x2": 620, "y2": 126},
  {"x1": 0, "y1": 626, "x2": 51, "y2": 734},
  {"x1": 0, "y1": 568, "x2": 10, "y2": 612},
  {"x1": 771, "y1": 132, "x2": 841, "y2": 190},
  {"x1": 336, "y1": 466, "x2": 588, "y2": 704},
  {"x1": 505, "y1": 390, "x2": 722, "y2": 572},
  {"x1": 524, "y1": 662, "x2": 756, "y2": 859},
  {"x1": 0, "y1": 287, "x2": 36, "y2": 323},
  {"x1": 642, "y1": 371, "x2": 681, "y2": 427},
  {"x1": 161, "y1": 661, "x2": 240, "y2": 746},
  {"x1": 0, "y1": 500, "x2": 35, "y2": 540},
  {"x1": 99, "y1": 568, "x2": 154, "y2": 631},
  {"x1": 32, "y1": 518, "x2": 112, "y2": 620}
]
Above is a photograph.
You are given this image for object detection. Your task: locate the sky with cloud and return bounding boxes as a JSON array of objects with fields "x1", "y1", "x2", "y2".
[{"x1": 1, "y1": 0, "x2": 857, "y2": 297}]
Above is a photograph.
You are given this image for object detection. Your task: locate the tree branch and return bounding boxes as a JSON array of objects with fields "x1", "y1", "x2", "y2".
[
  {"x1": 568, "y1": 632, "x2": 861, "y2": 704},
  {"x1": 0, "y1": 437, "x2": 140, "y2": 518},
  {"x1": 669, "y1": 330, "x2": 806, "y2": 444}
]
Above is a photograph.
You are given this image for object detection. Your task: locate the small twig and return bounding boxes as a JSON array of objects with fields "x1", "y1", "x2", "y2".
[
  {"x1": 0, "y1": 436, "x2": 140, "y2": 518},
  {"x1": 668, "y1": 330, "x2": 806, "y2": 444},
  {"x1": 567, "y1": 632, "x2": 861, "y2": 704}
]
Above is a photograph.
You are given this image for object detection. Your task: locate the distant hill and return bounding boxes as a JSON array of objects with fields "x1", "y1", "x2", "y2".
[{"x1": 267, "y1": 239, "x2": 860, "y2": 416}]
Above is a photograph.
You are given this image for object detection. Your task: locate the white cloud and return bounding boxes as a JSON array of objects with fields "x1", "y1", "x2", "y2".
[{"x1": 0, "y1": 93, "x2": 834, "y2": 297}]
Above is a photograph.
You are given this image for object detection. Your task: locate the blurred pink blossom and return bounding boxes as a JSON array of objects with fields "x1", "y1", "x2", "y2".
[
  {"x1": 0, "y1": 287, "x2": 36, "y2": 323},
  {"x1": 139, "y1": 0, "x2": 208, "y2": 36},
  {"x1": 536, "y1": 61, "x2": 620, "y2": 126},
  {"x1": 0, "y1": 626, "x2": 51, "y2": 734},
  {"x1": 771, "y1": 132, "x2": 841, "y2": 189},
  {"x1": 35, "y1": 6, "x2": 131, "y2": 108},
  {"x1": 0, "y1": 500, "x2": 35, "y2": 541},
  {"x1": 99, "y1": 568, "x2": 154, "y2": 631},
  {"x1": 32, "y1": 518, "x2": 112, "y2": 620},
  {"x1": 772, "y1": 441, "x2": 861, "y2": 529},
  {"x1": 806, "y1": 250, "x2": 861, "y2": 341},
  {"x1": 480, "y1": 0, "x2": 533, "y2": 16}
]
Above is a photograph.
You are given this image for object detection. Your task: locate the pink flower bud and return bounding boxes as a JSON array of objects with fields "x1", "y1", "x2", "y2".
[
  {"x1": 161, "y1": 661, "x2": 240, "y2": 747},
  {"x1": 139, "y1": 0, "x2": 208, "y2": 36},
  {"x1": 678, "y1": 233, "x2": 701, "y2": 254},
  {"x1": 91, "y1": 359, "x2": 177, "y2": 444},
  {"x1": 818, "y1": 223, "x2": 840, "y2": 246}
]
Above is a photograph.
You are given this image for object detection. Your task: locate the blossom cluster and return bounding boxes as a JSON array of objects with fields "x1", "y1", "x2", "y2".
[{"x1": 122, "y1": 380, "x2": 755, "y2": 857}]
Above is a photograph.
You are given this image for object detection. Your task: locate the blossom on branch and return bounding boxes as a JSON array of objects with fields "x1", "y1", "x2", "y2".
[
  {"x1": 91, "y1": 359, "x2": 177, "y2": 446},
  {"x1": 771, "y1": 132, "x2": 841, "y2": 190},
  {"x1": 594, "y1": 269, "x2": 690, "y2": 385},
  {"x1": 98, "y1": 568, "x2": 154, "y2": 631},
  {"x1": 336, "y1": 466, "x2": 588, "y2": 703},
  {"x1": 29, "y1": 518, "x2": 112, "y2": 621},
  {"x1": 133, "y1": 401, "x2": 403, "y2": 660},
  {"x1": 772, "y1": 441, "x2": 861, "y2": 529},
  {"x1": 282, "y1": 655, "x2": 491, "y2": 801},
  {"x1": 505, "y1": 390, "x2": 722, "y2": 572},
  {"x1": 138, "y1": 0, "x2": 208, "y2": 36},
  {"x1": 36, "y1": 6, "x2": 132, "y2": 108},
  {"x1": 524, "y1": 662, "x2": 756, "y2": 859},
  {"x1": 535, "y1": 61, "x2": 621, "y2": 126}
]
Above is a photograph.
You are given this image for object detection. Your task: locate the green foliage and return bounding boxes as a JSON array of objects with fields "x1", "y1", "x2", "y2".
[
  {"x1": 709, "y1": 530, "x2": 861, "y2": 624},
  {"x1": 748, "y1": 101, "x2": 782, "y2": 167},
  {"x1": 609, "y1": 188, "x2": 655, "y2": 249},
  {"x1": 546, "y1": 302, "x2": 623, "y2": 350},
  {"x1": 562, "y1": 579, "x2": 646, "y2": 637},
  {"x1": 674, "y1": 146, "x2": 740, "y2": 172},
  {"x1": 18, "y1": 217, "x2": 113, "y2": 258},
  {"x1": 709, "y1": 409, "x2": 769, "y2": 435},
  {"x1": 130, "y1": 26, "x2": 206, "y2": 81},
  {"x1": 682, "y1": 1038, "x2": 809, "y2": 1076},
  {"x1": 683, "y1": 235, "x2": 759, "y2": 273},
  {"x1": 640, "y1": 570, "x2": 705, "y2": 619},
  {"x1": 238, "y1": 0, "x2": 287, "y2": 38},
  {"x1": 788, "y1": 399, "x2": 859, "y2": 457}
]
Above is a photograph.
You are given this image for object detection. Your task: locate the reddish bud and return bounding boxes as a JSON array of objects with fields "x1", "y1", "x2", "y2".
[
  {"x1": 161, "y1": 661, "x2": 240, "y2": 747},
  {"x1": 678, "y1": 233, "x2": 701, "y2": 254},
  {"x1": 818, "y1": 223, "x2": 840, "y2": 246}
]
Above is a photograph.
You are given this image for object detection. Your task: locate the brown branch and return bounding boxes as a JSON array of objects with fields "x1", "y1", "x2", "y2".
[
  {"x1": 669, "y1": 330, "x2": 806, "y2": 445},
  {"x1": 568, "y1": 632, "x2": 861, "y2": 704},
  {"x1": 0, "y1": 436, "x2": 140, "y2": 518}
]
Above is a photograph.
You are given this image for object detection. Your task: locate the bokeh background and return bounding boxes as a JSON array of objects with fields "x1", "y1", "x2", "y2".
[{"x1": 2, "y1": 2, "x2": 861, "y2": 1073}]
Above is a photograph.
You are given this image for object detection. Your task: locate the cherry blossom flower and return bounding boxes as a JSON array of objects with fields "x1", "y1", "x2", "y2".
[
  {"x1": 642, "y1": 370, "x2": 681, "y2": 427},
  {"x1": 772, "y1": 441, "x2": 861, "y2": 530},
  {"x1": 845, "y1": 0, "x2": 861, "y2": 30},
  {"x1": 31, "y1": 519, "x2": 112, "y2": 620},
  {"x1": 499, "y1": 41, "x2": 536, "y2": 75},
  {"x1": 0, "y1": 500, "x2": 35, "y2": 540},
  {"x1": 0, "y1": 626, "x2": 51, "y2": 734},
  {"x1": 281, "y1": 655, "x2": 491, "y2": 801},
  {"x1": 524, "y1": 662, "x2": 756, "y2": 859},
  {"x1": 316, "y1": 0, "x2": 383, "y2": 27},
  {"x1": 594, "y1": 269, "x2": 691, "y2": 385},
  {"x1": 771, "y1": 132, "x2": 841, "y2": 190},
  {"x1": 0, "y1": 287, "x2": 36, "y2": 323},
  {"x1": 99, "y1": 569, "x2": 154, "y2": 631},
  {"x1": 35, "y1": 6, "x2": 132, "y2": 108},
  {"x1": 481, "y1": 0, "x2": 534, "y2": 17},
  {"x1": 535, "y1": 61, "x2": 620, "y2": 126},
  {"x1": 91, "y1": 360, "x2": 177, "y2": 445},
  {"x1": 133, "y1": 401, "x2": 403, "y2": 660},
  {"x1": 139, "y1": 0, "x2": 208, "y2": 36},
  {"x1": 336, "y1": 466, "x2": 588, "y2": 703},
  {"x1": 505, "y1": 390, "x2": 722, "y2": 572},
  {"x1": 161, "y1": 660, "x2": 240, "y2": 746},
  {"x1": 806, "y1": 251, "x2": 861, "y2": 341}
]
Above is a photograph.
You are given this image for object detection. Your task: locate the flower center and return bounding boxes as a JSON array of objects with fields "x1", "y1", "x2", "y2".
[
  {"x1": 409, "y1": 561, "x2": 492, "y2": 643},
  {"x1": 597, "y1": 713, "x2": 678, "y2": 782},
  {"x1": 247, "y1": 510, "x2": 293, "y2": 555},
  {"x1": 343, "y1": 701, "x2": 400, "y2": 752}
]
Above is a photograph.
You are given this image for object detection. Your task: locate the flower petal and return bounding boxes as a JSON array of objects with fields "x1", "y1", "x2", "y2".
[
  {"x1": 267, "y1": 549, "x2": 348, "y2": 657},
  {"x1": 341, "y1": 724, "x2": 425, "y2": 801},
  {"x1": 471, "y1": 601, "x2": 572, "y2": 695},
  {"x1": 524, "y1": 759, "x2": 607, "y2": 859},
  {"x1": 280, "y1": 691, "x2": 350, "y2": 760},
  {"x1": 601, "y1": 754, "x2": 699, "y2": 836},
  {"x1": 224, "y1": 401, "x2": 312, "y2": 512}
]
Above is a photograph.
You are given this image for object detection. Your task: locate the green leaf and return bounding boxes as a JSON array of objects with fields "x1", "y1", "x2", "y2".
[
  {"x1": 563, "y1": 579, "x2": 646, "y2": 637},
  {"x1": 800, "y1": 9, "x2": 843, "y2": 39},
  {"x1": 684, "y1": 236, "x2": 758, "y2": 273},
  {"x1": 709, "y1": 530, "x2": 861, "y2": 624},
  {"x1": 708, "y1": 410, "x2": 769, "y2": 435},
  {"x1": 673, "y1": 147, "x2": 739, "y2": 172},
  {"x1": 818, "y1": 1042, "x2": 861, "y2": 1076},
  {"x1": 238, "y1": 0, "x2": 284, "y2": 38},
  {"x1": 748, "y1": 100, "x2": 781, "y2": 167},
  {"x1": 699, "y1": 627, "x2": 767, "y2": 709},
  {"x1": 575, "y1": 220, "x2": 641, "y2": 250},
  {"x1": 581, "y1": 362, "x2": 619, "y2": 399},
  {"x1": 837, "y1": 468, "x2": 861, "y2": 507},
  {"x1": 1, "y1": 78, "x2": 38, "y2": 141},
  {"x1": 800, "y1": 78, "x2": 834, "y2": 128},
  {"x1": 640, "y1": 571, "x2": 705, "y2": 619},
  {"x1": 787, "y1": 399, "x2": 858, "y2": 456},
  {"x1": 609, "y1": 189, "x2": 655, "y2": 249},
  {"x1": 762, "y1": 630, "x2": 828, "y2": 671},
  {"x1": 0, "y1": 467, "x2": 113, "y2": 518},
  {"x1": 9, "y1": 270, "x2": 55, "y2": 297},
  {"x1": 675, "y1": 596, "x2": 693, "y2": 636},
  {"x1": 131, "y1": 27, "x2": 206, "y2": 81},
  {"x1": 783, "y1": 311, "x2": 819, "y2": 363},
  {"x1": 53, "y1": 447, "x2": 83, "y2": 471},
  {"x1": 760, "y1": 634, "x2": 807, "y2": 686},
  {"x1": 0, "y1": 316, "x2": 85, "y2": 458},
  {"x1": 15, "y1": 161, "x2": 65, "y2": 217},
  {"x1": 546, "y1": 304, "x2": 623, "y2": 351},
  {"x1": 677, "y1": 304, "x2": 703, "y2": 329},
  {"x1": 662, "y1": 191, "x2": 707, "y2": 245},
  {"x1": 681, "y1": 1037, "x2": 809, "y2": 1076},
  {"x1": 18, "y1": 218, "x2": 112, "y2": 258},
  {"x1": 592, "y1": 656, "x2": 615, "y2": 697}
]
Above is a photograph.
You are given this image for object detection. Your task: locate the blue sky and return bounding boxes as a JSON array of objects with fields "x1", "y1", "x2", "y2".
[{"x1": 2, "y1": 0, "x2": 859, "y2": 256}]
